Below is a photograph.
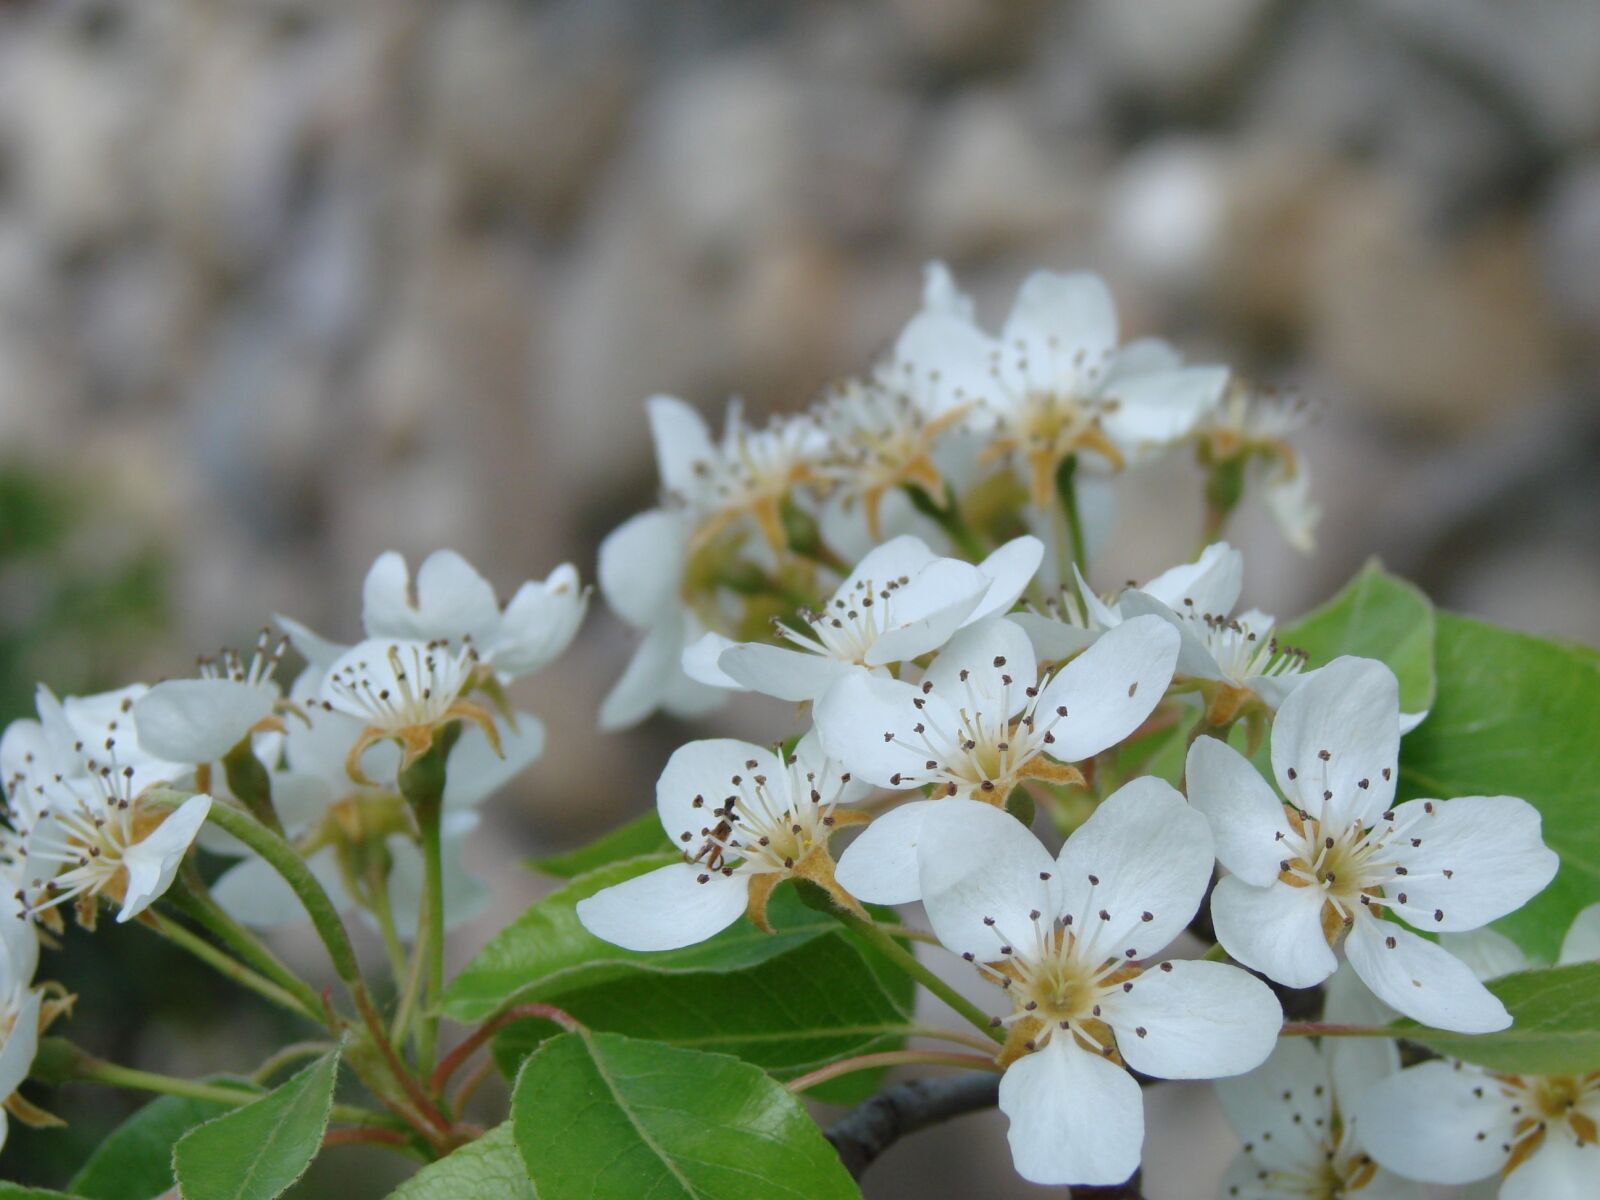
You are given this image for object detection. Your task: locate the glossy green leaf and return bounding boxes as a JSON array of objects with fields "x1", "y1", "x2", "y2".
[
  {"x1": 0, "y1": 1188, "x2": 86, "y2": 1200},
  {"x1": 1399, "y1": 613, "x2": 1600, "y2": 958},
  {"x1": 528, "y1": 812, "x2": 672, "y2": 879},
  {"x1": 1280, "y1": 561, "x2": 1435, "y2": 713},
  {"x1": 171, "y1": 1045, "x2": 341, "y2": 1200},
  {"x1": 444, "y1": 855, "x2": 874, "y2": 1023},
  {"x1": 391, "y1": 1123, "x2": 534, "y2": 1200},
  {"x1": 511, "y1": 1031, "x2": 859, "y2": 1200},
  {"x1": 1390, "y1": 963, "x2": 1600, "y2": 1075},
  {"x1": 71, "y1": 1083, "x2": 251, "y2": 1199}
]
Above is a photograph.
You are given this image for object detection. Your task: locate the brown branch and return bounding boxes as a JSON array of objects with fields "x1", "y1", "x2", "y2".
[
  {"x1": 429, "y1": 1002, "x2": 581, "y2": 1094},
  {"x1": 823, "y1": 1073, "x2": 1000, "y2": 1180}
]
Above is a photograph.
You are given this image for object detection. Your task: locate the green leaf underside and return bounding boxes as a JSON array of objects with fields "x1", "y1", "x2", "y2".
[
  {"x1": 1393, "y1": 963, "x2": 1600, "y2": 1075},
  {"x1": 528, "y1": 812, "x2": 673, "y2": 879},
  {"x1": 1399, "y1": 613, "x2": 1600, "y2": 960},
  {"x1": 443, "y1": 855, "x2": 897, "y2": 1023},
  {"x1": 171, "y1": 1046, "x2": 341, "y2": 1200},
  {"x1": 391, "y1": 1123, "x2": 535, "y2": 1200},
  {"x1": 1280, "y1": 560, "x2": 1436, "y2": 714},
  {"x1": 71, "y1": 1081, "x2": 251, "y2": 1199},
  {"x1": 511, "y1": 1031, "x2": 859, "y2": 1200}
]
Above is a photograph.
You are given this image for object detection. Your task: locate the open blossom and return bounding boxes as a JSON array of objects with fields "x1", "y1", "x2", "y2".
[
  {"x1": 698, "y1": 534, "x2": 1043, "y2": 703},
  {"x1": 576, "y1": 734, "x2": 869, "y2": 951},
  {"x1": 280, "y1": 548, "x2": 586, "y2": 684},
  {"x1": 896, "y1": 267, "x2": 1228, "y2": 507},
  {"x1": 913, "y1": 789, "x2": 1280, "y2": 1186},
  {"x1": 823, "y1": 614, "x2": 1178, "y2": 905},
  {"x1": 1215, "y1": 966, "x2": 1419, "y2": 1200},
  {"x1": 1186, "y1": 657, "x2": 1558, "y2": 1033},
  {"x1": 319, "y1": 638, "x2": 501, "y2": 783},
  {"x1": 132, "y1": 631, "x2": 287, "y2": 766}
]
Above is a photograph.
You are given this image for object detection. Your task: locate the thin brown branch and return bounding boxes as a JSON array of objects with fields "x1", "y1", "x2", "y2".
[{"x1": 429, "y1": 1003, "x2": 582, "y2": 1094}]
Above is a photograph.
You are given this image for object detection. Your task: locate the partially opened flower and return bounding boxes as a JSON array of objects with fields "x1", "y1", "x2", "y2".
[
  {"x1": 705, "y1": 534, "x2": 1043, "y2": 703},
  {"x1": 576, "y1": 734, "x2": 869, "y2": 951},
  {"x1": 132, "y1": 631, "x2": 287, "y2": 766},
  {"x1": 897, "y1": 268, "x2": 1228, "y2": 507},
  {"x1": 1186, "y1": 657, "x2": 1558, "y2": 1033},
  {"x1": 319, "y1": 638, "x2": 500, "y2": 783},
  {"x1": 824, "y1": 614, "x2": 1178, "y2": 905},
  {"x1": 1215, "y1": 966, "x2": 1418, "y2": 1199},
  {"x1": 913, "y1": 787, "x2": 1280, "y2": 1186},
  {"x1": 1196, "y1": 382, "x2": 1321, "y2": 554}
]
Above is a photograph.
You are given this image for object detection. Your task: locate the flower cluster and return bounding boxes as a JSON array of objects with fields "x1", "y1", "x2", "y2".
[{"x1": 597, "y1": 264, "x2": 1316, "y2": 730}]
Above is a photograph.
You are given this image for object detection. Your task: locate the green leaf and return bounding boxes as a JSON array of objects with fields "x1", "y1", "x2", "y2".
[
  {"x1": 529, "y1": 812, "x2": 672, "y2": 878},
  {"x1": 511, "y1": 1031, "x2": 859, "y2": 1200},
  {"x1": 1281, "y1": 560, "x2": 1436, "y2": 714},
  {"x1": 171, "y1": 1045, "x2": 342, "y2": 1200},
  {"x1": 0, "y1": 1188, "x2": 87, "y2": 1200},
  {"x1": 391, "y1": 1124, "x2": 534, "y2": 1200},
  {"x1": 1399, "y1": 613, "x2": 1600, "y2": 959},
  {"x1": 1390, "y1": 963, "x2": 1600, "y2": 1075},
  {"x1": 71, "y1": 1082, "x2": 252, "y2": 1199}
]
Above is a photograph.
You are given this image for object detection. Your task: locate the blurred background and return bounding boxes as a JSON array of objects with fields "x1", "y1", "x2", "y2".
[{"x1": 1, "y1": 0, "x2": 1597, "y2": 1195}]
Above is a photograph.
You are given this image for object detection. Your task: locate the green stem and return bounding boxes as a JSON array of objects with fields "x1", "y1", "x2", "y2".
[
  {"x1": 168, "y1": 875, "x2": 327, "y2": 1022},
  {"x1": 786, "y1": 1051, "x2": 1000, "y2": 1094},
  {"x1": 391, "y1": 934, "x2": 427, "y2": 1051},
  {"x1": 838, "y1": 915, "x2": 1003, "y2": 1044},
  {"x1": 142, "y1": 911, "x2": 315, "y2": 1022},
  {"x1": 253, "y1": 1041, "x2": 337, "y2": 1085},
  {"x1": 1055, "y1": 455, "x2": 1088, "y2": 574},
  {"x1": 222, "y1": 737, "x2": 283, "y2": 835},
  {"x1": 1279, "y1": 1022, "x2": 1393, "y2": 1039},
  {"x1": 903, "y1": 484, "x2": 986, "y2": 562},
  {"x1": 1200, "y1": 942, "x2": 1229, "y2": 963},
  {"x1": 365, "y1": 866, "x2": 410, "y2": 991},
  {"x1": 72, "y1": 1055, "x2": 401, "y2": 1129},
  {"x1": 396, "y1": 727, "x2": 457, "y2": 1075}
]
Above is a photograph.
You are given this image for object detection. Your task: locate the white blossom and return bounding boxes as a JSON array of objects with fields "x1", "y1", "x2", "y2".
[
  {"x1": 1186, "y1": 657, "x2": 1558, "y2": 1033},
  {"x1": 912, "y1": 788, "x2": 1280, "y2": 1186},
  {"x1": 132, "y1": 631, "x2": 287, "y2": 766},
  {"x1": 825, "y1": 614, "x2": 1178, "y2": 905},
  {"x1": 576, "y1": 734, "x2": 869, "y2": 951}
]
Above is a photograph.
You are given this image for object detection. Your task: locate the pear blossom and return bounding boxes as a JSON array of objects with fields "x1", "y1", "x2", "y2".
[
  {"x1": 132, "y1": 631, "x2": 287, "y2": 766},
  {"x1": 1215, "y1": 967, "x2": 1419, "y2": 1199},
  {"x1": 912, "y1": 788, "x2": 1280, "y2": 1186},
  {"x1": 703, "y1": 534, "x2": 1043, "y2": 703},
  {"x1": 896, "y1": 267, "x2": 1228, "y2": 507},
  {"x1": 1186, "y1": 657, "x2": 1558, "y2": 1033},
  {"x1": 319, "y1": 638, "x2": 501, "y2": 783},
  {"x1": 576, "y1": 734, "x2": 869, "y2": 951},
  {"x1": 824, "y1": 614, "x2": 1178, "y2": 905},
  {"x1": 1196, "y1": 383, "x2": 1321, "y2": 553},
  {"x1": 280, "y1": 549, "x2": 586, "y2": 684}
]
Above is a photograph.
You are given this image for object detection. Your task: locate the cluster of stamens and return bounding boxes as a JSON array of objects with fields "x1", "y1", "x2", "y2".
[
  {"x1": 323, "y1": 641, "x2": 478, "y2": 733},
  {"x1": 1230, "y1": 1087, "x2": 1378, "y2": 1199},
  {"x1": 1188, "y1": 608, "x2": 1308, "y2": 683},
  {"x1": 1486, "y1": 1071, "x2": 1600, "y2": 1173},
  {"x1": 197, "y1": 629, "x2": 286, "y2": 688},
  {"x1": 775, "y1": 574, "x2": 911, "y2": 664},
  {"x1": 675, "y1": 751, "x2": 854, "y2": 883}
]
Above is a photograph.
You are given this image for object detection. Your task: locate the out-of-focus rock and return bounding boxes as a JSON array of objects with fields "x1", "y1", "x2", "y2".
[
  {"x1": 1103, "y1": 137, "x2": 1228, "y2": 297},
  {"x1": 1306, "y1": 178, "x2": 1558, "y2": 428},
  {"x1": 1540, "y1": 158, "x2": 1600, "y2": 341},
  {"x1": 1085, "y1": 0, "x2": 1276, "y2": 108},
  {"x1": 883, "y1": 0, "x2": 1049, "y2": 73}
]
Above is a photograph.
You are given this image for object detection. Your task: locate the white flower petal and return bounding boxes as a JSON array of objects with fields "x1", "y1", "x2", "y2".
[
  {"x1": 1101, "y1": 366, "x2": 1228, "y2": 450},
  {"x1": 1397, "y1": 708, "x2": 1429, "y2": 736},
  {"x1": 1001, "y1": 271, "x2": 1119, "y2": 369},
  {"x1": 1211, "y1": 875, "x2": 1338, "y2": 988},
  {"x1": 116, "y1": 795, "x2": 212, "y2": 922},
  {"x1": 411, "y1": 550, "x2": 501, "y2": 643},
  {"x1": 213, "y1": 849, "x2": 350, "y2": 929},
  {"x1": 969, "y1": 536, "x2": 1045, "y2": 622},
  {"x1": 1499, "y1": 1136, "x2": 1600, "y2": 1200},
  {"x1": 1354, "y1": 1061, "x2": 1510, "y2": 1185},
  {"x1": 1055, "y1": 776, "x2": 1214, "y2": 959},
  {"x1": 597, "y1": 509, "x2": 689, "y2": 630},
  {"x1": 599, "y1": 621, "x2": 685, "y2": 731},
  {"x1": 1438, "y1": 927, "x2": 1530, "y2": 982},
  {"x1": 1009, "y1": 611, "x2": 1100, "y2": 664},
  {"x1": 920, "y1": 617, "x2": 1037, "y2": 717},
  {"x1": 814, "y1": 672, "x2": 939, "y2": 789},
  {"x1": 718, "y1": 643, "x2": 853, "y2": 703},
  {"x1": 1387, "y1": 796, "x2": 1557, "y2": 932},
  {"x1": 1072, "y1": 563, "x2": 1123, "y2": 630},
  {"x1": 575, "y1": 863, "x2": 749, "y2": 952},
  {"x1": 1558, "y1": 902, "x2": 1600, "y2": 964},
  {"x1": 998, "y1": 1037, "x2": 1144, "y2": 1187},
  {"x1": 866, "y1": 559, "x2": 989, "y2": 666},
  {"x1": 487, "y1": 564, "x2": 586, "y2": 678},
  {"x1": 0, "y1": 987, "x2": 41, "y2": 1100},
  {"x1": 655, "y1": 739, "x2": 779, "y2": 851},
  {"x1": 1186, "y1": 736, "x2": 1293, "y2": 887},
  {"x1": 646, "y1": 394, "x2": 717, "y2": 502},
  {"x1": 274, "y1": 615, "x2": 346, "y2": 672},
  {"x1": 1322, "y1": 962, "x2": 1401, "y2": 1110},
  {"x1": 681, "y1": 632, "x2": 747, "y2": 691},
  {"x1": 443, "y1": 712, "x2": 544, "y2": 811},
  {"x1": 1115, "y1": 590, "x2": 1224, "y2": 681},
  {"x1": 1105, "y1": 959, "x2": 1280, "y2": 1080},
  {"x1": 1263, "y1": 461, "x2": 1320, "y2": 554},
  {"x1": 834, "y1": 800, "x2": 939, "y2": 906},
  {"x1": 1270, "y1": 657, "x2": 1399, "y2": 827},
  {"x1": 894, "y1": 310, "x2": 1000, "y2": 420},
  {"x1": 920, "y1": 260, "x2": 975, "y2": 320},
  {"x1": 1344, "y1": 916, "x2": 1510, "y2": 1033},
  {"x1": 1035, "y1": 615, "x2": 1179, "y2": 763},
  {"x1": 1140, "y1": 542, "x2": 1243, "y2": 616},
  {"x1": 840, "y1": 536, "x2": 940, "y2": 594},
  {"x1": 1244, "y1": 671, "x2": 1313, "y2": 713},
  {"x1": 916, "y1": 799, "x2": 1056, "y2": 958},
  {"x1": 0, "y1": 892, "x2": 38, "y2": 988},
  {"x1": 1214, "y1": 1038, "x2": 1332, "y2": 1171},
  {"x1": 1106, "y1": 337, "x2": 1183, "y2": 377},
  {"x1": 133, "y1": 679, "x2": 278, "y2": 765}
]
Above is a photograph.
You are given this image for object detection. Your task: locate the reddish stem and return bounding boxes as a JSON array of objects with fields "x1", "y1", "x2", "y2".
[
  {"x1": 324, "y1": 1126, "x2": 415, "y2": 1149},
  {"x1": 353, "y1": 983, "x2": 453, "y2": 1134},
  {"x1": 1280, "y1": 1021, "x2": 1388, "y2": 1038},
  {"x1": 430, "y1": 1003, "x2": 582, "y2": 1094}
]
